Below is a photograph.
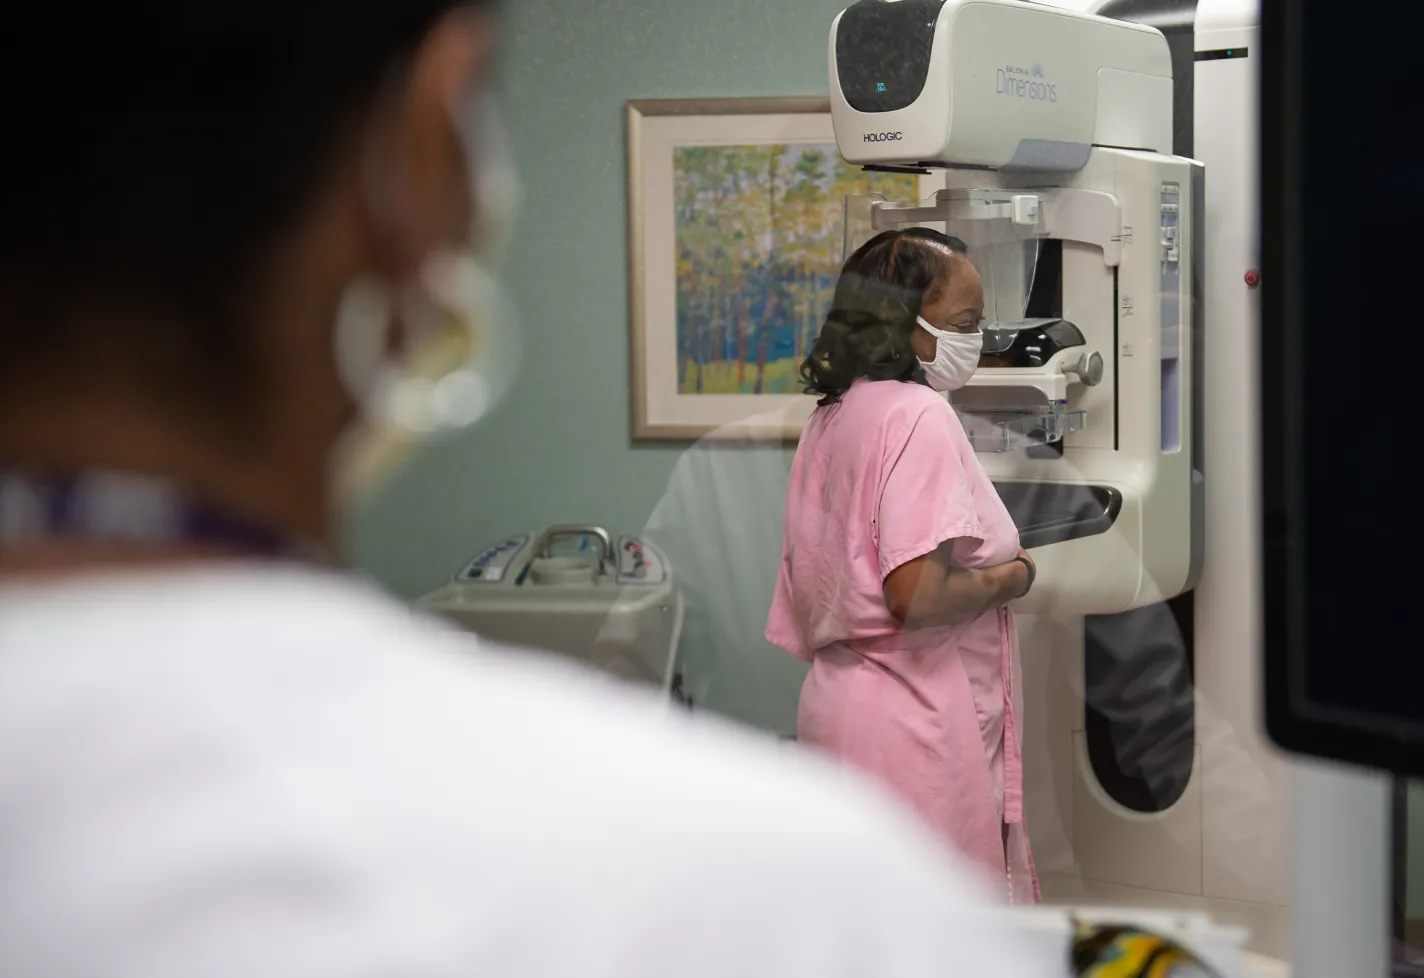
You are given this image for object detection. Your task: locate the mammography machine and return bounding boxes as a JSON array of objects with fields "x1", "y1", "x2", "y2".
[
  {"x1": 830, "y1": 0, "x2": 1288, "y2": 964},
  {"x1": 833, "y1": 0, "x2": 1201, "y2": 616}
]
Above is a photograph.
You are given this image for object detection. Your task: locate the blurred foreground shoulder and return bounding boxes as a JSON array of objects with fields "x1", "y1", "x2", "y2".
[
  {"x1": 0, "y1": 568, "x2": 1040, "y2": 978},
  {"x1": 416, "y1": 628, "x2": 1039, "y2": 977}
]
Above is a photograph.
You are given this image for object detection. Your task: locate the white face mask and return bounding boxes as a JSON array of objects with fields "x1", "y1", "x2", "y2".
[
  {"x1": 331, "y1": 85, "x2": 524, "y2": 503},
  {"x1": 916, "y1": 316, "x2": 983, "y2": 392}
]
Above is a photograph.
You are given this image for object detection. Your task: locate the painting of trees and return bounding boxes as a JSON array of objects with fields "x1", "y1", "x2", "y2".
[{"x1": 673, "y1": 144, "x2": 917, "y2": 395}]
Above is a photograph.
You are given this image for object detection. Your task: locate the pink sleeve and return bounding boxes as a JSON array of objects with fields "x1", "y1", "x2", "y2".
[{"x1": 875, "y1": 403, "x2": 983, "y2": 580}]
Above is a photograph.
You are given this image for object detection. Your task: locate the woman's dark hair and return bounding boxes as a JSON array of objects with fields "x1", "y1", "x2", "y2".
[
  {"x1": 0, "y1": 0, "x2": 493, "y2": 416},
  {"x1": 801, "y1": 228, "x2": 968, "y2": 406}
]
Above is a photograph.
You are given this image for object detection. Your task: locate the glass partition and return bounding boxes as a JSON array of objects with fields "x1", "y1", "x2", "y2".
[{"x1": 367, "y1": 97, "x2": 1287, "y2": 968}]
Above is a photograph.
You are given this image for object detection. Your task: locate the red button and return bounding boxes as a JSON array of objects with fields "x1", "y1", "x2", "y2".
[{"x1": 1245, "y1": 269, "x2": 1260, "y2": 287}]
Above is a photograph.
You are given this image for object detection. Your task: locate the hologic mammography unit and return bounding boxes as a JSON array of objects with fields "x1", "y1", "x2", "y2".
[
  {"x1": 830, "y1": 0, "x2": 1286, "y2": 962},
  {"x1": 833, "y1": 0, "x2": 1201, "y2": 615}
]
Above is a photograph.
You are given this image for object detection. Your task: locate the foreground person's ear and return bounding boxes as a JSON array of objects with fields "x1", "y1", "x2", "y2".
[{"x1": 330, "y1": 8, "x2": 521, "y2": 501}]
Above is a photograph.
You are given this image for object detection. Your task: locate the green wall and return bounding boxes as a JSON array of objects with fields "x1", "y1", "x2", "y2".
[
  {"x1": 1407, "y1": 782, "x2": 1424, "y2": 918},
  {"x1": 351, "y1": 0, "x2": 843, "y2": 732}
]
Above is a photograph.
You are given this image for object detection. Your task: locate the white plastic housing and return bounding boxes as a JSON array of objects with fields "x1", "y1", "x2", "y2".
[
  {"x1": 942, "y1": 148, "x2": 1203, "y2": 614},
  {"x1": 417, "y1": 531, "x2": 685, "y2": 690},
  {"x1": 830, "y1": 0, "x2": 1173, "y2": 169}
]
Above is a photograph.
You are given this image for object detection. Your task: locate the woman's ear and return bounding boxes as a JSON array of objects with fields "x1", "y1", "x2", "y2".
[{"x1": 360, "y1": 10, "x2": 495, "y2": 286}]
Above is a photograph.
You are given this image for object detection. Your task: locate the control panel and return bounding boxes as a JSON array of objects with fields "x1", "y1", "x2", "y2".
[
  {"x1": 450, "y1": 530, "x2": 672, "y2": 588},
  {"x1": 1160, "y1": 182, "x2": 1181, "y2": 265},
  {"x1": 1159, "y1": 182, "x2": 1183, "y2": 454},
  {"x1": 455, "y1": 534, "x2": 531, "y2": 584}
]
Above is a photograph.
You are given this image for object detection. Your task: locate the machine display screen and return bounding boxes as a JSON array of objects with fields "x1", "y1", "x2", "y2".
[
  {"x1": 1264, "y1": 0, "x2": 1424, "y2": 770},
  {"x1": 834, "y1": 0, "x2": 943, "y2": 113}
]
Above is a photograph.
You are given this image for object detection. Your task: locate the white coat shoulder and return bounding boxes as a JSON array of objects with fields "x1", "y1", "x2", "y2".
[{"x1": 0, "y1": 566, "x2": 1038, "y2": 978}]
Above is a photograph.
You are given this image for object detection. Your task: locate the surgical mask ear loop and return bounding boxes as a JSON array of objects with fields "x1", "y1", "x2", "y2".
[
  {"x1": 334, "y1": 276, "x2": 394, "y2": 403},
  {"x1": 460, "y1": 90, "x2": 522, "y2": 268},
  {"x1": 333, "y1": 81, "x2": 522, "y2": 442}
]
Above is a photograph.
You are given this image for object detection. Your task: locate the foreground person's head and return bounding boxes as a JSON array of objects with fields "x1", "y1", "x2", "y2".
[{"x1": 0, "y1": 0, "x2": 503, "y2": 549}]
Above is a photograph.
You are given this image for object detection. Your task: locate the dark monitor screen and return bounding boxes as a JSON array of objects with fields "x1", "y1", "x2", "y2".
[{"x1": 1262, "y1": 0, "x2": 1424, "y2": 773}]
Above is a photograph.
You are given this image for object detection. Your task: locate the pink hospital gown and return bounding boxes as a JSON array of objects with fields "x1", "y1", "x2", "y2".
[{"x1": 766, "y1": 378, "x2": 1039, "y2": 904}]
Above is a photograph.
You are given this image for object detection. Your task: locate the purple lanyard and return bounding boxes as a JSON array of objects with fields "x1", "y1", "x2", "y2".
[{"x1": 0, "y1": 470, "x2": 307, "y2": 560}]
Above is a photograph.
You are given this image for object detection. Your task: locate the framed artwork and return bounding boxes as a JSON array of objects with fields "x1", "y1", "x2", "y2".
[{"x1": 626, "y1": 97, "x2": 938, "y2": 441}]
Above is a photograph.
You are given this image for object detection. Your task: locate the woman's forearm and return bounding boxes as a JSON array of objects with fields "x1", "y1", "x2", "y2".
[
  {"x1": 933, "y1": 561, "x2": 1025, "y2": 625},
  {"x1": 894, "y1": 559, "x2": 1027, "y2": 627}
]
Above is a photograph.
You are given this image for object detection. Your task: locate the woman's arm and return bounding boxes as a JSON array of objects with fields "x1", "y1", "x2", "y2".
[{"x1": 883, "y1": 543, "x2": 1031, "y2": 627}]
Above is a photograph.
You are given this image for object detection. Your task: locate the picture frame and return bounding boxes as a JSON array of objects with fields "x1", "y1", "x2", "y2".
[{"x1": 625, "y1": 97, "x2": 938, "y2": 442}]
